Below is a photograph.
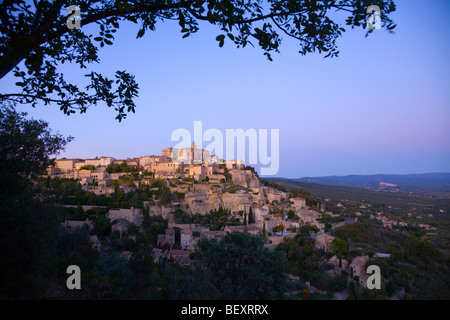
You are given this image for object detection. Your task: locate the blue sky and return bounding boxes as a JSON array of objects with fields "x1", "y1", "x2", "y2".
[{"x1": 1, "y1": 0, "x2": 449, "y2": 178}]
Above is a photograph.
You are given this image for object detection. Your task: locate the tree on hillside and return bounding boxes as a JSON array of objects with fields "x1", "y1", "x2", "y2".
[
  {"x1": 290, "y1": 187, "x2": 319, "y2": 207},
  {"x1": 287, "y1": 209, "x2": 295, "y2": 219},
  {"x1": 80, "y1": 164, "x2": 96, "y2": 170},
  {"x1": 330, "y1": 237, "x2": 348, "y2": 268},
  {"x1": 0, "y1": 1, "x2": 396, "y2": 120},
  {"x1": 74, "y1": 203, "x2": 85, "y2": 219},
  {"x1": 262, "y1": 221, "x2": 266, "y2": 239},
  {"x1": 0, "y1": 104, "x2": 73, "y2": 194},
  {"x1": 248, "y1": 206, "x2": 254, "y2": 224},
  {"x1": 196, "y1": 232, "x2": 288, "y2": 299},
  {"x1": 0, "y1": 104, "x2": 73, "y2": 298}
]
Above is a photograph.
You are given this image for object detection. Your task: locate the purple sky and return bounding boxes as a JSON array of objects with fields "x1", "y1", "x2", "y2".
[{"x1": 1, "y1": 0, "x2": 449, "y2": 178}]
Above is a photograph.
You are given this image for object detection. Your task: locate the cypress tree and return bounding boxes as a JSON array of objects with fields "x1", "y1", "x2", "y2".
[{"x1": 248, "y1": 207, "x2": 254, "y2": 224}]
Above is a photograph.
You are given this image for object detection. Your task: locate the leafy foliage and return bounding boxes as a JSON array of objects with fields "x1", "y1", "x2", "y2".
[
  {"x1": 105, "y1": 162, "x2": 138, "y2": 173},
  {"x1": 330, "y1": 237, "x2": 348, "y2": 266},
  {"x1": 80, "y1": 164, "x2": 96, "y2": 170},
  {"x1": 0, "y1": 105, "x2": 72, "y2": 298},
  {"x1": 0, "y1": 0, "x2": 396, "y2": 119},
  {"x1": 290, "y1": 187, "x2": 319, "y2": 207},
  {"x1": 196, "y1": 232, "x2": 288, "y2": 299},
  {"x1": 261, "y1": 179, "x2": 287, "y2": 192},
  {"x1": 0, "y1": 104, "x2": 73, "y2": 193}
]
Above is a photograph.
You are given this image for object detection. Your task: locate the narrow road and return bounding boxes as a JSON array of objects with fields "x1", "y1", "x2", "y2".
[{"x1": 333, "y1": 272, "x2": 350, "y2": 300}]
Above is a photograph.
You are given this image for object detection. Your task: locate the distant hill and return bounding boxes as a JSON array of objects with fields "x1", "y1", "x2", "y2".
[
  {"x1": 262, "y1": 178, "x2": 450, "y2": 222},
  {"x1": 292, "y1": 173, "x2": 450, "y2": 194}
]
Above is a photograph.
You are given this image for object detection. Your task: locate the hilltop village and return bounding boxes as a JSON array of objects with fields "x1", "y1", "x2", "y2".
[
  {"x1": 44, "y1": 143, "x2": 446, "y2": 299},
  {"x1": 49, "y1": 143, "x2": 325, "y2": 249}
]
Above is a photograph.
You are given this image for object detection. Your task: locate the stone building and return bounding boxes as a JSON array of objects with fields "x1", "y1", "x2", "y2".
[
  {"x1": 225, "y1": 159, "x2": 245, "y2": 170},
  {"x1": 291, "y1": 197, "x2": 306, "y2": 210},
  {"x1": 180, "y1": 230, "x2": 193, "y2": 250},
  {"x1": 107, "y1": 207, "x2": 143, "y2": 226},
  {"x1": 55, "y1": 158, "x2": 78, "y2": 171},
  {"x1": 170, "y1": 142, "x2": 212, "y2": 165},
  {"x1": 314, "y1": 233, "x2": 335, "y2": 251},
  {"x1": 350, "y1": 255, "x2": 370, "y2": 287}
]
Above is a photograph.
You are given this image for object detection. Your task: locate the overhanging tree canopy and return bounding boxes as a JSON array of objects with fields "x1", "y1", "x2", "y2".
[{"x1": 0, "y1": 0, "x2": 396, "y2": 121}]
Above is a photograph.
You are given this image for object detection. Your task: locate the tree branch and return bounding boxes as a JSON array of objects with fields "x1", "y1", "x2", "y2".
[
  {"x1": 0, "y1": 93, "x2": 85, "y2": 107},
  {"x1": 187, "y1": 7, "x2": 308, "y2": 25},
  {"x1": 0, "y1": 1, "x2": 193, "y2": 80},
  {"x1": 270, "y1": 16, "x2": 315, "y2": 47}
]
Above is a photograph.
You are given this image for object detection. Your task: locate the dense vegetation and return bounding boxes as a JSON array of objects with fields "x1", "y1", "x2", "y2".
[
  {"x1": 34, "y1": 176, "x2": 178, "y2": 209},
  {"x1": 266, "y1": 178, "x2": 450, "y2": 215},
  {"x1": 0, "y1": 106, "x2": 72, "y2": 298},
  {"x1": 174, "y1": 206, "x2": 243, "y2": 230},
  {"x1": 105, "y1": 162, "x2": 138, "y2": 173},
  {"x1": 267, "y1": 179, "x2": 450, "y2": 299}
]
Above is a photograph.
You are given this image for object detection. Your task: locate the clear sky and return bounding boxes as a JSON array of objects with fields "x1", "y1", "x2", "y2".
[{"x1": 1, "y1": 0, "x2": 449, "y2": 178}]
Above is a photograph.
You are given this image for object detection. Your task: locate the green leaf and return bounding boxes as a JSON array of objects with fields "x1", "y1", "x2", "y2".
[
  {"x1": 182, "y1": 33, "x2": 190, "y2": 38},
  {"x1": 94, "y1": 37, "x2": 103, "y2": 42}
]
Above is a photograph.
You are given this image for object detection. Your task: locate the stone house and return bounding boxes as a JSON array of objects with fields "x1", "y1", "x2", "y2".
[
  {"x1": 290, "y1": 197, "x2": 306, "y2": 210},
  {"x1": 328, "y1": 255, "x2": 349, "y2": 273},
  {"x1": 224, "y1": 225, "x2": 260, "y2": 236},
  {"x1": 200, "y1": 230, "x2": 226, "y2": 241},
  {"x1": 314, "y1": 233, "x2": 335, "y2": 251},
  {"x1": 167, "y1": 249, "x2": 191, "y2": 266},
  {"x1": 107, "y1": 207, "x2": 143, "y2": 226},
  {"x1": 62, "y1": 218, "x2": 94, "y2": 230},
  {"x1": 165, "y1": 228, "x2": 176, "y2": 247},
  {"x1": 180, "y1": 230, "x2": 193, "y2": 250},
  {"x1": 55, "y1": 158, "x2": 77, "y2": 171},
  {"x1": 350, "y1": 255, "x2": 370, "y2": 287}
]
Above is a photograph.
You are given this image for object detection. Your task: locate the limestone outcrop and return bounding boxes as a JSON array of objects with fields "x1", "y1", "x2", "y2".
[
  {"x1": 184, "y1": 187, "x2": 224, "y2": 215},
  {"x1": 230, "y1": 170, "x2": 261, "y2": 189}
]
